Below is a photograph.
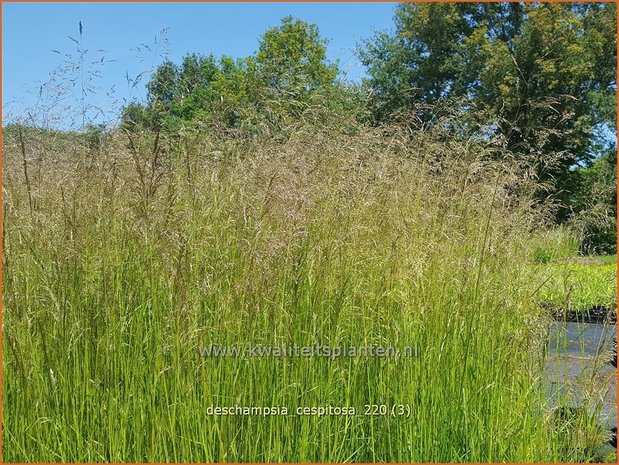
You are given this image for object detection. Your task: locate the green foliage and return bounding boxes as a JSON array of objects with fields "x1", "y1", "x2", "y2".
[
  {"x1": 83, "y1": 123, "x2": 109, "y2": 153},
  {"x1": 536, "y1": 262, "x2": 617, "y2": 313},
  {"x1": 361, "y1": 3, "x2": 617, "y2": 229},
  {"x1": 569, "y1": 147, "x2": 617, "y2": 255},
  {"x1": 530, "y1": 227, "x2": 580, "y2": 264},
  {"x1": 120, "y1": 101, "x2": 155, "y2": 130},
  {"x1": 5, "y1": 121, "x2": 609, "y2": 462},
  {"x1": 256, "y1": 16, "x2": 337, "y2": 98},
  {"x1": 529, "y1": 228, "x2": 616, "y2": 313},
  {"x1": 147, "y1": 59, "x2": 180, "y2": 110},
  {"x1": 4, "y1": 10, "x2": 616, "y2": 457},
  {"x1": 122, "y1": 16, "x2": 341, "y2": 136},
  {"x1": 360, "y1": 3, "x2": 527, "y2": 121}
]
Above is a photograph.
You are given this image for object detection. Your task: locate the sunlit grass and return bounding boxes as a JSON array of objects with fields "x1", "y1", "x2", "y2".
[
  {"x1": 536, "y1": 262, "x2": 617, "y2": 315},
  {"x1": 2, "y1": 126, "x2": 612, "y2": 462}
]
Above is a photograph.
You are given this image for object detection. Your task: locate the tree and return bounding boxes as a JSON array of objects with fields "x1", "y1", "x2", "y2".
[
  {"x1": 360, "y1": 3, "x2": 525, "y2": 121},
  {"x1": 256, "y1": 16, "x2": 337, "y2": 98},
  {"x1": 361, "y1": 3, "x2": 616, "y2": 224},
  {"x1": 570, "y1": 145, "x2": 617, "y2": 254},
  {"x1": 122, "y1": 16, "x2": 339, "y2": 133},
  {"x1": 147, "y1": 60, "x2": 180, "y2": 112}
]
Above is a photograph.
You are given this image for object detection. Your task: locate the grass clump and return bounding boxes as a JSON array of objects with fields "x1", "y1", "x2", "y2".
[
  {"x1": 534, "y1": 259, "x2": 617, "y2": 316},
  {"x1": 1, "y1": 123, "x2": 611, "y2": 462}
]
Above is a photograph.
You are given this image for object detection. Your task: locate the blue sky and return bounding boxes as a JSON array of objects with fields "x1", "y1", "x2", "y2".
[{"x1": 3, "y1": 2, "x2": 397, "y2": 127}]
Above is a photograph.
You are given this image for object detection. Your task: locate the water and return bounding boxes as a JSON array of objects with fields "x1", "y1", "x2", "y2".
[{"x1": 545, "y1": 321, "x2": 616, "y2": 428}]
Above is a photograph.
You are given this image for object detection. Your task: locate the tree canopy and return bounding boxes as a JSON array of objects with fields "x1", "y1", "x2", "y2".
[
  {"x1": 361, "y1": 2, "x2": 616, "y2": 228},
  {"x1": 122, "y1": 16, "x2": 338, "y2": 133}
]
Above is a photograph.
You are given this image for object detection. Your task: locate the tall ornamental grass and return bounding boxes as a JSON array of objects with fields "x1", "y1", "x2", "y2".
[{"x1": 2, "y1": 123, "x2": 606, "y2": 462}]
